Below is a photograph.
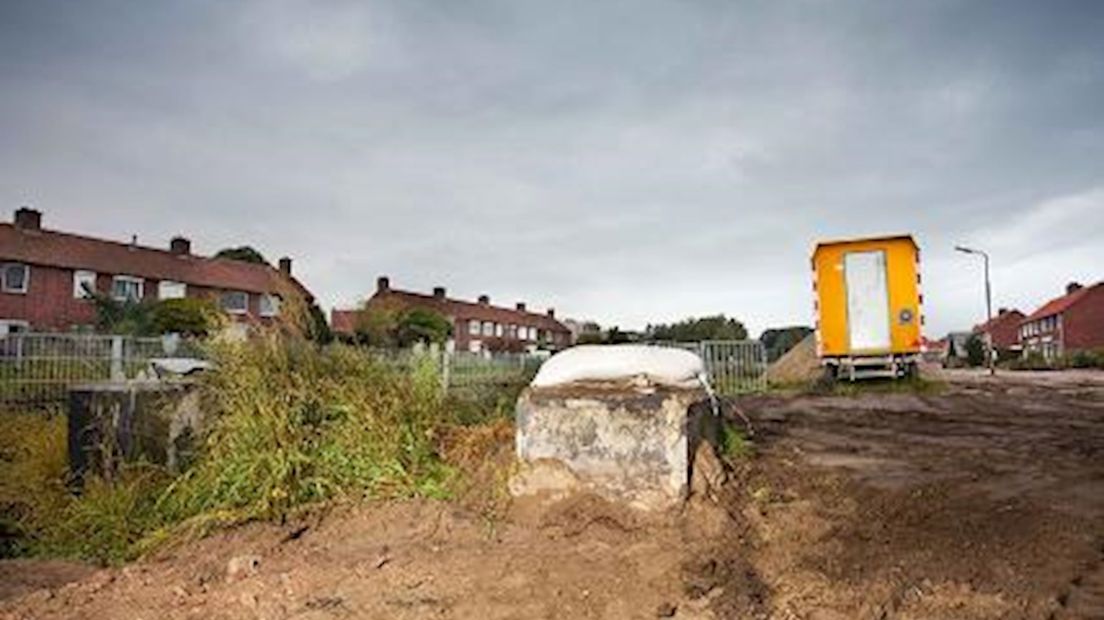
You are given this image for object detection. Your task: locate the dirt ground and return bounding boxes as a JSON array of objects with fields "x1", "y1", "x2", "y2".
[{"x1": 2, "y1": 369, "x2": 1103, "y2": 620}]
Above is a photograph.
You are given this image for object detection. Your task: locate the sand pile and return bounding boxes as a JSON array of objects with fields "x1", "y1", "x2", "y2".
[{"x1": 764, "y1": 334, "x2": 821, "y2": 385}]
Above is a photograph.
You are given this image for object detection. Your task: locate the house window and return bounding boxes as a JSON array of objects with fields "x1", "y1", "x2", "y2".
[
  {"x1": 220, "y1": 291, "x2": 249, "y2": 314},
  {"x1": 0, "y1": 320, "x2": 30, "y2": 336},
  {"x1": 508, "y1": 324, "x2": 517, "y2": 338},
  {"x1": 73, "y1": 270, "x2": 97, "y2": 299},
  {"x1": 158, "y1": 281, "x2": 187, "y2": 300},
  {"x1": 1, "y1": 263, "x2": 29, "y2": 294},
  {"x1": 495, "y1": 323, "x2": 504, "y2": 337},
  {"x1": 259, "y1": 294, "x2": 280, "y2": 317},
  {"x1": 482, "y1": 321, "x2": 494, "y2": 336},
  {"x1": 111, "y1": 276, "x2": 144, "y2": 302},
  {"x1": 468, "y1": 319, "x2": 480, "y2": 336}
]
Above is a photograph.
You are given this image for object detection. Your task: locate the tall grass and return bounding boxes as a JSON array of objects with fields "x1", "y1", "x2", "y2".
[
  {"x1": 2, "y1": 337, "x2": 468, "y2": 564},
  {"x1": 158, "y1": 339, "x2": 452, "y2": 529}
]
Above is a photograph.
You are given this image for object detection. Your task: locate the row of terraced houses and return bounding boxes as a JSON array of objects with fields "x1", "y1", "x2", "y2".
[
  {"x1": 973, "y1": 281, "x2": 1104, "y2": 360},
  {"x1": 0, "y1": 207, "x2": 574, "y2": 350}
]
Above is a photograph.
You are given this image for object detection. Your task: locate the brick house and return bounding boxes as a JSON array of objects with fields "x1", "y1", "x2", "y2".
[
  {"x1": 0, "y1": 207, "x2": 312, "y2": 334},
  {"x1": 332, "y1": 276, "x2": 572, "y2": 352},
  {"x1": 973, "y1": 307, "x2": 1026, "y2": 355},
  {"x1": 1019, "y1": 282, "x2": 1104, "y2": 360}
]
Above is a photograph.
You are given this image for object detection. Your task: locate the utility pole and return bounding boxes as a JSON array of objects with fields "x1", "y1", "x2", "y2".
[{"x1": 955, "y1": 245, "x2": 995, "y2": 375}]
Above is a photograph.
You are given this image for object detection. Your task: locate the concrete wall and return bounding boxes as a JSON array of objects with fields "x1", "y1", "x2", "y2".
[{"x1": 512, "y1": 381, "x2": 715, "y2": 511}]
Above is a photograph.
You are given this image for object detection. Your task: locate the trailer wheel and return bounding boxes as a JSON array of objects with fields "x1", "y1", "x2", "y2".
[{"x1": 816, "y1": 365, "x2": 838, "y2": 390}]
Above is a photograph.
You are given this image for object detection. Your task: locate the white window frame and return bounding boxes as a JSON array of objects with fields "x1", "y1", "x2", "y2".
[
  {"x1": 220, "y1": 290, "x2": 249, "y2": 315},
  {"x1": 259, "y1": 293, "x2": 280, "y2": 317},
  {"x1": 111, "y1": 275, "x2": 144, "y2": 302},
  {"x1": 494, "y1": 323, "x2": 504, "y2": 337},
  {"x1": 1, "y1": 263, "x2": 29, "y2": 294},
  {"x1": 158, "y1": 280, "x2": 187, "y2": 300},
  {"x1": 468, "y1": 319, "x2": 480, "y2": 335},
  {"x1": 482, "y1": 321, "x2": 494, "y2": 337},
  {"x1": 73, "y1": 270, "x2": 97, "y2": 299},
  {"x1": 0, "y1": 320, "x2": 30, "y2": 336}
]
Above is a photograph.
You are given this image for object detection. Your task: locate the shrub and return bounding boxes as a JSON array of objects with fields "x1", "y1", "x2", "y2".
[
  {"x1": 965, "y1": 334, "x2": 986, "y2": 367},
  {"x1": 0, "y1": 411, "x2": 69, "y2": 557},
  {"x1": 152, "y1": 297, "x2": 224, "y2": 337}
]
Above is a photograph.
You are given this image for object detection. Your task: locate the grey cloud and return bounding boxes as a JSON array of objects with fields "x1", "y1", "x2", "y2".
[{"x1": 2, "y1": 0, "x2": 1102, "y2": 335}]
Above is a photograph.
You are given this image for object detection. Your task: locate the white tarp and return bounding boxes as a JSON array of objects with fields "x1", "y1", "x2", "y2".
[{"x1": 530, "y1": 344, "x2": 705, "y2": 388}]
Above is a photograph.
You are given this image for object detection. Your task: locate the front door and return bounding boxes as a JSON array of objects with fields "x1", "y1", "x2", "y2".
[{"x1": 844, "y1": 250, "x2": 891, "y2": 352}]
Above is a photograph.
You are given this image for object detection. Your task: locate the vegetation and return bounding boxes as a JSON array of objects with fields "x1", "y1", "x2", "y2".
[
  {"x1": 213, "y1": 246, "x2": 268, "y2": 265},
  {"x1": 645, "y1": 315, "x2": 748, "y2": 342},
  {"x1": 719, "y1": 422, "x2": 753, "y2": 460},
  {"x1": 965, "y1": 334, "x2": 987, "y2": 367},
  {"x1": 0, "y1": 338, "x2": 474, "y2": 565},
  {"x1": 89, "y1": 292, "x2": 224, "y2": 337},
  {"x1": 354, "y1": 304, "x2": 452, "y2": 348},
  {"x1": 152, "y1": 298, "x2": 224, "y2": 337},
  {"x1": 1006, "y1": 348, "x2": 1104, "y2": 371}
]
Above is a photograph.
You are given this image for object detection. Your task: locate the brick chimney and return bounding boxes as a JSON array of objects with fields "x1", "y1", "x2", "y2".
[
  {"x1": 478, "y1": 294, "x2": 490, "y2": 306},
  {"x1": 14, "y1": 207, "x2": 41, "y2": 231},
  {"x1": 377, "y1": 276, "x2": 390, "y2": 292},
  {"x1": 433, "y1": 286, "x2": 446, "y2": 299},
  {"x1": 1067, "y1": 282, "x2": 1083, "y2": 295},
  {"x1": 998, "y1": 307, "x2": 1008, "y2": 316},
  {"x1": 170, "y1": 236, "x2": 191, "y2": 255},
  {"x1": 546, "y1": 308, "x2": 555, "y2": 319},
  {"x1": 278, "y1": 257, "x2": 292, "y2": 275},
  {"x1": 516, "y1": 302, "x2": 526, "y2": 312}
]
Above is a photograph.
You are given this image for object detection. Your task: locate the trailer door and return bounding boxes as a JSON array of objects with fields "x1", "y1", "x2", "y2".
[{"x1": 844, "y1": 250, "x2": 891, "y2": 352}]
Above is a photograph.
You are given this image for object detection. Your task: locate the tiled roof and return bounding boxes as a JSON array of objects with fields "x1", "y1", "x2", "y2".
[
  {"x1": 331, "y1": 309, "x2": 358, "y2": 334},
  {"x1": 1023, "y1": 283, "x2": 1101, "y2": 322},
  {"x1": 0, "y1": 223, "x2": 311, "y2": 298},
  {"x1": 973, "y1": 309, "x2": 1025, "y2": 333},
  {"x1": 333, "y1": 289, "x2": 571, "y2": 334}
]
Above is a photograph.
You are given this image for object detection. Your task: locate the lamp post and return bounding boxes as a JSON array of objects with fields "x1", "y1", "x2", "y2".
[{"x1": 955, "y1": 245, "x2": 994, "y2": 375}]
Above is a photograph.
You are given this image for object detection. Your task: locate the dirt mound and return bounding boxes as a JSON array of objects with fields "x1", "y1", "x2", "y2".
[
  {"x1": 5, "y1": 375, "x2": 1104, "y2": 619},
  {"x1": 764, "y1": 333, "x2": 820, "y2": 385}
]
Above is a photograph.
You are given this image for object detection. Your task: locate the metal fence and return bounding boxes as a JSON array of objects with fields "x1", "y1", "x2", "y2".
[
  {"x1": 0, "y1": 333, "x2": 198, "y2": 406},
  {"x1": 368, "y1": 346, "x2": 544, "y2": 392},
  {"x1": 652, "y1": 340, "x2": 767, "y2": 395}
]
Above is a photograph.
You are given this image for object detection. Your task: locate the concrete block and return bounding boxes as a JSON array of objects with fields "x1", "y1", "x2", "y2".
[{"x1": 511, "y1": 380, "x2": 716, "y2": 511}]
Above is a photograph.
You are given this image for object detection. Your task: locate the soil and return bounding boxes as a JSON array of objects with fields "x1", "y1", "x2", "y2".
[{"x1": 3, "y1": 369, "x2": 1103, "y2": 619}]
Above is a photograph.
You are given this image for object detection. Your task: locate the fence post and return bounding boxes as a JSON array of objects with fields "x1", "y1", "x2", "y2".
[
  {"x1": 110, "y1": 336, "x2": 124, "y2": 381},
  {"x1": 440, "y1": 349, "x2": 450, "y2": 393}
]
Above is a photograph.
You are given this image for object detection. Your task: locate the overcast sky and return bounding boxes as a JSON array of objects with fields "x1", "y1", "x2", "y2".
[{"x1": 2, "y1": 1, "x2": 1102, "y2": 336}]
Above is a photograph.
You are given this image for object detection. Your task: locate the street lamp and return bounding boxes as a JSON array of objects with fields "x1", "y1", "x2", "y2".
[{"x1": 955, "y1": 245, "x2": 995, "y2": 375}]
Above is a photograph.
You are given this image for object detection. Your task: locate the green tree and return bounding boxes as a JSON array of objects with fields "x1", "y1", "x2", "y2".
[
  {"x1": 304, "y1": 302, "x2": 333, "y2": 344},
  {"x1": 965, "y1": 334, "x2": 986, "y2": 367},
  {"x1": 646, "y1": 315, "x2": 748, "y2": 342},
  {"x1": 395, "y1": 308, "x2": 452, "y2": 347},
  {"x1": 214, "y1": 246, "x2": 267, "y2": 265}
]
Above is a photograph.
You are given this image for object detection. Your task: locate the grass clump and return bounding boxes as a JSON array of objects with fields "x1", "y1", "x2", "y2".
[
  {"x1": 719, "y1": 422, "x2": 753, "y2": 460},
  {"x1": 0, "y1": 409, "x2": 70, "y2": 557},
  {"x1": 2, "y1": 337, "x2": 466, "y2": 564},
  {"x1": 158, "y1": 339, "x2": 453, "y2": 529}
]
